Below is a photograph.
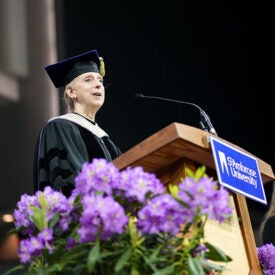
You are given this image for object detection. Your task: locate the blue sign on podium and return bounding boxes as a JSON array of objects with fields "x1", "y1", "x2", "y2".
[{"x1": 209, "y1": 136, "x2": 267, "y2": 204}]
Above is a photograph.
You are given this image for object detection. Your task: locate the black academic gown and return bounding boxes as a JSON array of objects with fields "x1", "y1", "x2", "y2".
[{"x1": 33, "y1": 113, "x2": 122, "y2": 197}]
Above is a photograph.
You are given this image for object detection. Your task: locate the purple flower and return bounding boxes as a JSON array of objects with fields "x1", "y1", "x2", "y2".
[
  {"x1": 192, "y1": 244, "x2": 207, "y2": 257},
  {"x1": 13, "y1": 158, "x2": 234, "y2": 273},
  {"x1": 137, "y1": 194, "x2": 185, "y2": 235},
  {"x1": 13, "y1": 194, "x2": 39, "y2": 235},
  {"x1": 177, "y1": 176, "x2": 233, "y2": 223},
  {"x1": 257, "y1": 243, "x2": 275, "y2": 274},
  {"x1": 66, "y1": 237, "x2": 77, "y2": 250},
  {"x1": 14, "y1": 186, "x2": 73, "y2": 234},
  {"x1": 18, "y1": 236, "x2": 44, "y2": 263},
  {"x1": 74, "y1": 159, "x2": 120, "y2": 196},
  {"x1": 119, "y1": 166, "x2": 164, "y2": 203},
  {"x1": 18, "y1": 239, "x2": 32, "y2": 263},
  {"x1": 39, "y1": 186, "x2": 74, "y2": 230},
  {"x1": 77, "y1": 193, "x2": 128, "y2": 243},
  {"x1": 37, "y1": 228, "x2": 54, "y2": 253}
]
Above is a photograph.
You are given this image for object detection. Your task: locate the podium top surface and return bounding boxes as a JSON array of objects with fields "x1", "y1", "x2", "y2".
[{"x1": 113, "y1": 123, "x2": 274, "y2": 184}]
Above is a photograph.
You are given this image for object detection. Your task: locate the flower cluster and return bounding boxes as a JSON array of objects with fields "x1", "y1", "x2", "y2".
[
  {"x1": 257, "y1": 243, "x2": 275, "y2": 275},
  {"x1": 6, "y1": 158, "x2": 234, "y2": 275}
]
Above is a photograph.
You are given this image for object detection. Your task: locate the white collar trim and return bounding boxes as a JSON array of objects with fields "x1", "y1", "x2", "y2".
[{"x1": 48, "y1": 113, "x2": 109, "y2": 138}]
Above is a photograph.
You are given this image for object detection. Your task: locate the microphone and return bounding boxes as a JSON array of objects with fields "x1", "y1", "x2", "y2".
[{"x1": 134, "y1": 93, "x2": 218, "y2": 136}]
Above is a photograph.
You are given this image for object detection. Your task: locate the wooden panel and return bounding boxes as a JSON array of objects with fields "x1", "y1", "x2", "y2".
[
  {"x1": 114, "y1": 122, "x2": 274, "y2": 184},
  {"x1": 204, "y1": 195, "x2": 250, "y2": 274},
  {"x1": 234, "y1": 194, "x2": 262, "y2": 273}
]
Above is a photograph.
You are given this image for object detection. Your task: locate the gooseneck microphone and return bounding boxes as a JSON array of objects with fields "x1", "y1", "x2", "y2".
[{"x1": 134, "y1": 93, "x2": 218, "y2": 136}]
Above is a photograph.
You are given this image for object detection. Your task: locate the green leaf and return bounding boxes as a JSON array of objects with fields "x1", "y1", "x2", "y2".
[
  {"x1": 172, "y1": 195, "x2": 191, "y2": 208},
  {"x1": 38, "y1": 192, "x2": 46, "y2": 206},
  {"x1": 6, "y1": 227, "x2": 19, "y2": 235},
  {"x1": 168, "y1": 184, "x2": 179, "y2": 196},
  {"x1": 2, "y1": 264, "x2": 25, "y2": 275},
  {"x1": 114, "y1": 247, "x2": 132, "y2": 273},
  {"x1": 200, "y1": 259, "x2": 226, "y2": 272},
  {"x1": 100, "y1": 249, "x2": 123, "y2": 259},
  {"x1": 33, "y1": 206, "x2": 47, "y2": 231},
  {"x1": 49, "y1": 211, "x2": 60, "y2": 229},
  {"x1": 31, "y1": 266, "x2": 49, "y2": 275},
  {"x1": 204, "y1": 242, "x2": 232, "y2": 262},
  {"x1": 130, "y1": 267, "x2": 140, "y2": 275},
  {"x1": 44, "y1": 263, "x2": 63, "y2": 273},
  {"x1": 152, "y1": 264, "x2": 175, "y2": 275},
  {"x1": 187, "y1": 257, "x2": 204, "y2": 275},
  {"x1": 185, "y1": 166, "x2": 208, "y2": 181},
  {"x1": 87, "y1": 242, "x2": 100, "y2": 273},
  {"x1": 56, "y1": 247, "x2": 88, "y2": 267},
  {"x1": 148, "y1": 245, "x2": 162, "y2": 262}
]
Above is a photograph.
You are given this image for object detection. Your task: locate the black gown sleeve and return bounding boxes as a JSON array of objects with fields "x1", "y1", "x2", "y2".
[{"x1": 33, "y1": 119, "x2": 90, "y2": 197}]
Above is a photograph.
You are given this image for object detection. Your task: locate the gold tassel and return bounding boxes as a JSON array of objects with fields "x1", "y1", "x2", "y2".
[{"x1": 99, "y1": 57, "x2": 105, "y2": 77}]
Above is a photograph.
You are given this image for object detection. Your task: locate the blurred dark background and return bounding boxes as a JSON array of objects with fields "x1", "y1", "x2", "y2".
[
  {"x1": 57, "y1": 0, "x2": 274, "y2": 228},
  {"x1": 58, "y1": 0, "x2": 274, "y2": 162}
]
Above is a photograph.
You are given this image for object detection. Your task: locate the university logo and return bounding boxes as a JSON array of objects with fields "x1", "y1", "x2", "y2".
[{"x1": 209, "y1": 136, "x2": 267, "y2": 205}]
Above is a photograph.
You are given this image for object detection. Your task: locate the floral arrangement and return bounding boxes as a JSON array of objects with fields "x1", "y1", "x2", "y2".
[
  {"x1": 6, "y1": 158, "x2": 235, "y2": 275},
  {"x1": 257, "y1": 243, "x2": 275, "y2": 275}
]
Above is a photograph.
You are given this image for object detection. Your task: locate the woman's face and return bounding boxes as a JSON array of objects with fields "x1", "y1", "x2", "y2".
[{"x1": 72, "y1": 72, "x2": 105, "y2": 113}]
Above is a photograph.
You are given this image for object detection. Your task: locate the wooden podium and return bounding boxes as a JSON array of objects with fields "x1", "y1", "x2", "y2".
[{"x1": 113, "y1": 122, "x2": 275, "y2": 274}]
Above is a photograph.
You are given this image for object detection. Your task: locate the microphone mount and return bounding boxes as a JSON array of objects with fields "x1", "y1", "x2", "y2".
[{"x1": 134, "y1": 93, "x2": 218, "y2": 136}]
